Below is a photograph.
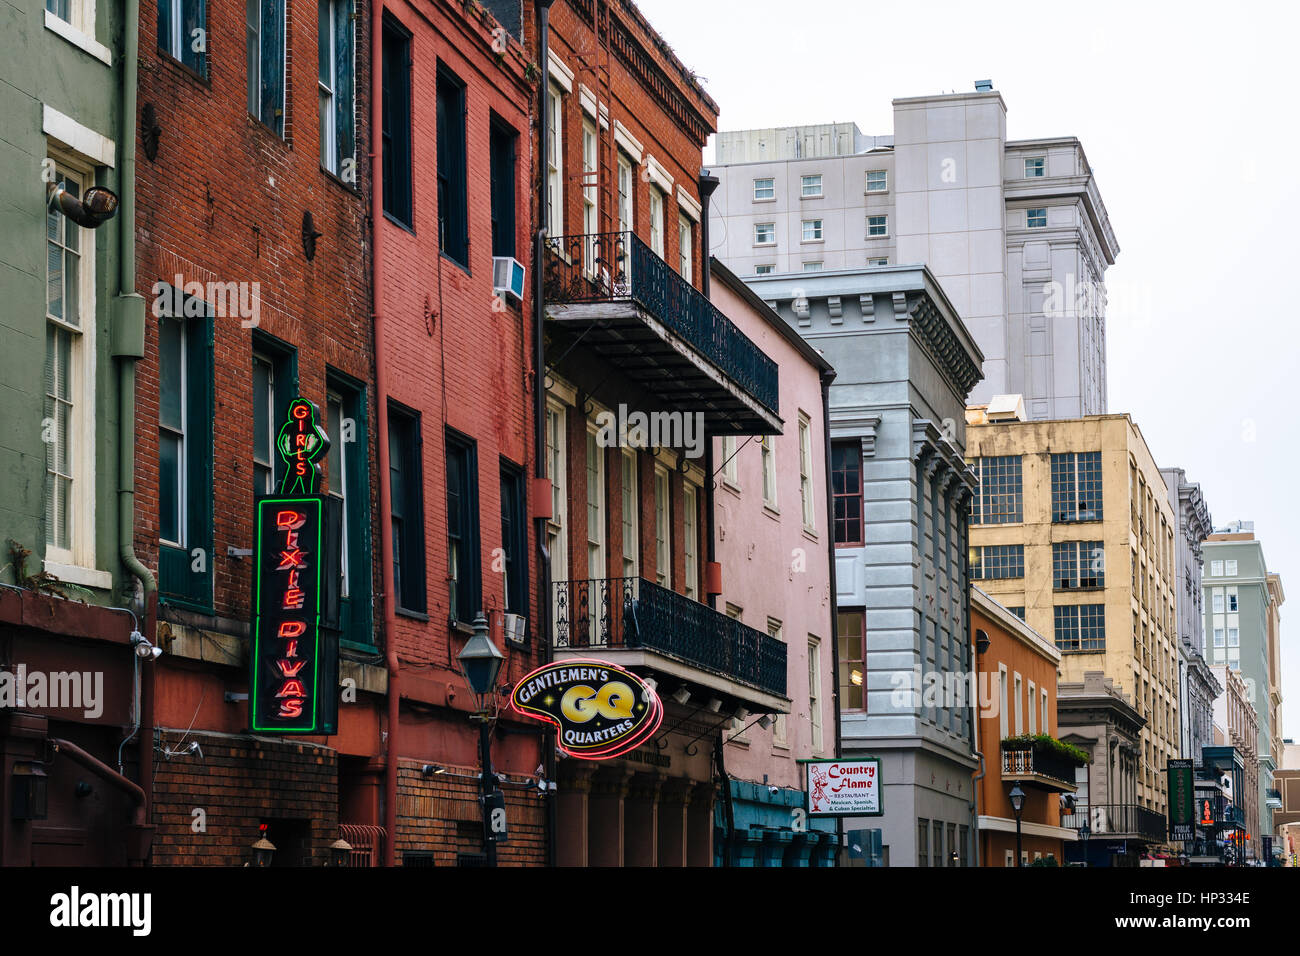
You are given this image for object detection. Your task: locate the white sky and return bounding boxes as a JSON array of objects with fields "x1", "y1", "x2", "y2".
[{"x1": 636, "y1": 0, "x2": 1300, "y2": 739}]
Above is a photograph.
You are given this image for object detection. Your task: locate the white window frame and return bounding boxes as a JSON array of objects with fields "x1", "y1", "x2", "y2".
[
  {"x1": 721, "y1": 435, "x2": 739, "y2": 488},
  {"x1": 43, "y1": 155, "x2": 96, "y2": 571},
  {"x1": 649, "y1": 186, "x2": 665, "y2": 258},
  {"x1": 868, "y1": 257, "x2": 888, "y2": 266},
  {"x1": 769, "y1": 619, "x2": 787, "y2": 747},
  {"x1": 800, "y1": 173, "x2": 822, "y2": 198},
  {"x1": 998, "y1": 665, "x2": 1009, "y2": 740},
  {"x1": 1024, "y1": 157, "x2": 1045, "y2": 178},
  {"x1": 865, "y1": 169, "x2": 887, "y2": 192},
  {"x1": 617, "y1": 150, "x2": 634, "y2": 236},
  {"x1": 621, "y1": 448, "x2": 638, "y2": 577},
  {"x1": 808, "y1": 636, "x2": 823, "y2": 754},
  {"x1": 585, "y1": 423, "x2": 606, "y2": 579},
  {"x1": 326, "y1": 390, "x2": 350, "y2": 597},
  {"x1": 546, "y1": 84, "x2": 564, "y2": 237},
  {"x1": 1041, "y1": 688, "x2": 1049, "y2": 735},
  {"x1": 1013, "y1": 672, "x2": 1023, "y2": 735},
  {"x1": 157, "y1": 314, "x2": 188, "y2": 550},
  {"x1": 581, "y1": 118, "x2": 598, "y2": 274},
  {"x1": 45, "y1": 0, "x2": 94, "y2": 36},
  {"x1": 1227, "y1": 586, "x2": 1238, "y2": 612},
  {"x1": 1225, "y1": 559, "x2": 1238, "y2": 576},
  {"x1": 654, "y1": 463, "x2": 671, "y2": 587},
  {"x1": 801, "y1": 218, "x2": 823, "y2": 242},
  {"x1": 546, "y1": 399, "x2": 568, "y2": 585},
  {"x1": 1028, "y1": 680, "x2": 1037, "y2": 733},
  {"x1": 798, "y1": 414, "x2": 815, "y2": 532},
  {"x1": 1026, "y1": 207, "x2": 1047, "y2": 228},
  {"x1": 677, "y1": 214, "x2": 692, "y2": 282},
  {"x1": 801, "y1": 261, "x2": 823, "y2": 272},
  {"x1": 754, "y1": 221, "x2": 776, "y2": 246},
  {"x1": 683, "y1": 480, "x2": 698, "y2": 600},
  {"x1": 753, "y1": 177, "x2": 775, "y2": 201},
  {"x1": 867, "y1": 214, "x2": 888, "y2": 238},
  {"x1": 761, "y1": 435, "x2": 777, "y2": 509},
  {"x1": 1210, "y1": 560, "x2": 1223, "y2": 577},
  {"x1": 318, "y1": 0, "x2": 342, "y2": 173},
  {"x1": 1212, "y1": 589, "x2": 1224, "y2": 613},
  {"x1": 754, "y1": 264, "x2": 774, "y2": 275},
  {"x1": 252, "y1": 352, "x2": 277, "y2": 495}
]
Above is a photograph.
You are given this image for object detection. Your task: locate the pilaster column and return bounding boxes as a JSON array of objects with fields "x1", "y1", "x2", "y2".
[
  {"x1": 588, "y1": 766, "x2": 631, "y2": 868},
  {"x1": 555, "y1": 761, "x2": 596, "y2": 867},
  {"x1": 624, "y1": 772, "x2": 662, "y2": 867},
  {"x1": 687, "y1": 780, "x2": 716, "y2": 867},
  {"x1": 657, "y1": 776, "x2": 692, "y2": 867}
]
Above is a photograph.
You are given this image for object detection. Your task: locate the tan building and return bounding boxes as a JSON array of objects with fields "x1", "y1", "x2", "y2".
[{"x1": 966, "y1": 408, "x2": 1180, "y2": 823}]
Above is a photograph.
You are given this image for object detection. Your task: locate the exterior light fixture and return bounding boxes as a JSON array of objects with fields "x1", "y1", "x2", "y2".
[
  {"x1": 130, "y1": 631, "x2": 163, "y2": 660},
  {"x1": 1008, "y1": 783, "x2": 1026, "y2": 867},
  {"x1": 11, "y1": 763, "x2": 48, "y2": 821},
  {"x1": 672, "y1": 686, "x2": 691, "y2": 705},
  {"x1": 251, "y1": 834, "x2": 276, "y2": 867},
  {"x1": 706, "y1": 697, "x2": 723, "y2": 713},
  {"x1": 457, "y1": 613, "x2": 505, "y2": 713},
  {"x1": 327, "y1": 838, "x2": 353, "y2": 867},
  {"x1": 47, "y1": 181, "x2": 119, "y2": 229}
]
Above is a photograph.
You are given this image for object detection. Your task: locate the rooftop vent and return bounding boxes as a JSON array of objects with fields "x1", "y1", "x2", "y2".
[
  {"x1": 974, "y1": 79, "x2": 994, "y2": 92},
  {"x1": 985, "y1": 393, "x2": 1026, "y2": 422}
]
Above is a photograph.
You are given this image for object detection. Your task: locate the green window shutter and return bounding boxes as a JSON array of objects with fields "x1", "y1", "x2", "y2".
[{"x1": 261, "y1": 0, "x2": 285, "y2": 135}]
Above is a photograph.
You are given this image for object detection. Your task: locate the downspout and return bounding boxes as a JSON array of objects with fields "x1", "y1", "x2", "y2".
[
  {"x1": 534, "y1": 0, "x2": 557, "y2": 868},
  {"x1": 697, "y1": 174, "x2": 718, "y2": 612},
  {"x1": 962, "y1": 495, "x2": 979, "y2": 867},
  {"x1": 820, "y1": 368, "x2": 843, "y2": 865},
  {"x1": 114, "y1": 0, "x2": 157, "y2": 839},
  {"x1": 370, "y1": 0, "x2": 400, "y2": 866}
]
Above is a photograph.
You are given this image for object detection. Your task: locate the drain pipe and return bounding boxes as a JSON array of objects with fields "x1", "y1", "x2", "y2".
[
  {"x1": 113, "y1": 0, "x2": 157, "y2": 838},
  {"x1": 370, "y1": 0, "x2": 400, "y2": 867},
  {"x1": 819, "y1": 368, "x2": 843, "y2": 864},
  {"x1": 698, "y1": 173, "x2": 719, "y2": 613},
  {"x1": 534, "y1": 0, "x2": 558, "y2": 868}
]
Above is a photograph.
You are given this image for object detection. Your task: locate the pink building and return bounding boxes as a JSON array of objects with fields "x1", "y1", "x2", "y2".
[{"x1": 709, "y1": 258, "x2": 839, "y2": 866}]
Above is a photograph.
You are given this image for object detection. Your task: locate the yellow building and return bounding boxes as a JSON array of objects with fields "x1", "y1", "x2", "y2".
[{"x1": 965, "y1": 408, "x2": 1179, "y2": 821}]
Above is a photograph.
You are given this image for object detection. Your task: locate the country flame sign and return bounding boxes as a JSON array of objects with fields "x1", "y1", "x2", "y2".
[{"x1": 510, "y1": 660, "x2": 662, "y2": 759}]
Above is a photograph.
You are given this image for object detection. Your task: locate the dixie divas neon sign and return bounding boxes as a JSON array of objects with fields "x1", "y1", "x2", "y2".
[
  {"x1": 248, "y1": 398, "x2": 339, "y2": 735},
  {"x1": 510, "y1": 660, "x2": 662, "y2": 759}
]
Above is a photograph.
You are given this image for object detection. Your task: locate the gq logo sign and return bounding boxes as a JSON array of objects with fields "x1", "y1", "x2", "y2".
[{"x1": 510, "y1": 660, "x2": 662, "y2": 759}]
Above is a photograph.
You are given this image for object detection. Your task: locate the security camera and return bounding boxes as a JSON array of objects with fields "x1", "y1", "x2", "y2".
[
  {"x1": 187, "y1": 741, "x2": 202, "y2": 758},
  {"x1": 768, "y1": 786, "x2": 780, "y2": 795}
]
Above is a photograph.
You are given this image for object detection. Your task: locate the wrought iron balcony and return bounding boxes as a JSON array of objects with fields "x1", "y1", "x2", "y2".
[
  {"x1": 544, "y1": 231, "x2": 780, "y2": 431},
  {"x1": 553, "y1": 576, "x2": 787, "y2": 701},
  {"x1": 1061, "y1": 804, "x2": 1167, "y2": 844},
  {"x1": 1000, "y1": 743, "x2": 1080, "y2": 793}
]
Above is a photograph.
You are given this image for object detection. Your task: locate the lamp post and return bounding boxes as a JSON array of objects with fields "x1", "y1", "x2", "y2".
[
  {"x1": 1009, "y1": 783, "x2": 1026, "y2": 867},
  {"x1": 1078, "y1": 822, "x2": 1090, "y2": 868},
  {"x1": 457, "y1": 612, "x2": 506, "y2": 867}
]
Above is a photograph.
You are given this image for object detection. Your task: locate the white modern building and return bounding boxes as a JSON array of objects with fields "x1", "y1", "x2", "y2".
[{"x1": 708, "y1": 85, "x2": 1120, "y2": 418}]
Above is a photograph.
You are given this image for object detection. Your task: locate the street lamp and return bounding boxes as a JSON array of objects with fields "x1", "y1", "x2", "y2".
[
  {"x1": 1009, "y1": 783, "x2": 1026, "y2": 868},
  {"x1": 457, "y1": 612, "x2": 506, "y2": 867},
  {"x1": 327, "y1": 838, "x2": 353, "y2": 867},
  {"x1": 1078, "y1": 822, "x2": 1090, "y2": 868}
]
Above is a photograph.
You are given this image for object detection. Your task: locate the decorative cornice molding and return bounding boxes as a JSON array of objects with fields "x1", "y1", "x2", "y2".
[{"x1": 830, "y1": 406, "x2": 882, "y2": 457}]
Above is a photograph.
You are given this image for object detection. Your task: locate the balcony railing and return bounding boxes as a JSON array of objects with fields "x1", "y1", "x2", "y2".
[
  {"x1": 553, "y1": 576, "x2": 787, "y2": 698},
  {"x1": 1001, "y1": 744, "x2": 1080, "y2": 791},
  {"x1": 1060, "y1": 804, "x2": 1166, "y2": 843},
  {"x1": 544, "y1": 231, "x2": 780, "y2": 415}
]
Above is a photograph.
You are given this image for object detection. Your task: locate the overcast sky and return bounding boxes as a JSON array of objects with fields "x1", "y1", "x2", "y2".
[{"x1": 636, "y1": 0, "x2": 1300, "y2": 739}]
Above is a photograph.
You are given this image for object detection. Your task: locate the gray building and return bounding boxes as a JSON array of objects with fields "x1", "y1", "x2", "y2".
[
  {"x1": 1161, "y1": 468, "x2": 1221, "y2": 767},
  {"x1": 709, "y1": 85, "x2": 1120, "y2": 419},
  {"x1": 1203, "y1": 523, "x2": 1285, "y2": 843},
  {"x1": 744, "y1": 264, "x2": 983, "y2": 866}
]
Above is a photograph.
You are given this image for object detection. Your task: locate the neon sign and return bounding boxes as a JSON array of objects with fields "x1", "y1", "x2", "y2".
[
  {"x1": 249, "y1": 398, "x2": 340, "y2": 735},
  {"x1": 510, "y1": 660, "x2": 662, "y2": 759}
]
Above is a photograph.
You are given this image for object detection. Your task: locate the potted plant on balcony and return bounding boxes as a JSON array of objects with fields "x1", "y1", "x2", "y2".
[{"x1": 1000, "y1": 733, "x2": 1091, "y2": 766}]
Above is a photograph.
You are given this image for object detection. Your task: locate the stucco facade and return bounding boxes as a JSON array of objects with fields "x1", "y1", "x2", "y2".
[
  {"x1": 709, "y1": 87, "x2": 1120, "y2": 419},
  {"x1": 966, "y1": 412, "x2": 1180, "y2": 823}
]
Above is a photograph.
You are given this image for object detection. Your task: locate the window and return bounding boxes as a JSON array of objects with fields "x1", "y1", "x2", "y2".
[
  {"x1": 808, "y1": 637, "x2": 823, "y2": 753},
  {"x1": 868, "y1": 257, "x2": 888, "y2": 266},
  {"x1": 318, "y1": 0, "x2": 355, "y2": 176},
  {"x1": 157, "y1": 290, "x2": 213, "y2": 610},
  {"x1": 754, "y1": 222, "x2": 775, "y2": 245},
  {"x1": 585, "y1": 426, "x2": 605, "y2": 578},
  {"x1": 678, "y1": 215, "x2": 693, "y2": 282},
  {"x1": 545, "y1": 401, "x2": 568, "y2": 584},
  {"x1": 753, "y1": 178, "x2": 775, "y2": 201},
  {"x1": 1008, "y1": 606, "x2": 1025, "y2": 620},
  {"x1": 683, "y1": 482, "x2": 699, "y2": 600},
  {"x1": 1052, "y1": 540, "x2": 1105, "y2": 589},
  {"x1": 489, "y1": 119, "x2": 518, "y2": 259},
  {"x1": 1054, "y1": 604, "x2": 1106, "y2": 652},
  {"x1": 326, "y1": 374, "x2": 372, "y2": 645},
  {"x1": 755, "y1": 264, "x2": 774, "y2": 275},
  {"x1": 831, "y1": 440, "x2": 863, "y2": 546},
  {"x1": 970, "y1": 545, "x2": 1024, "y2": 580},
  {"x1": 1227, "y1": 627, "x2": 1239, "y2": 647},
  {"x1": 917, "y1": 819, "x2": 929, "y2": 867},
  {"x1": 44, "y1": 162, "x2": 93, "y2": 566},
  {"x1": 1028, "y1": 680, "x2": 1037, "y2": 733},
  {"x1": 837, "y1": 610, "x2": 865, "y2": 710},
  {"x1": 802, "y1": 261, "x2": 823, "y2": 272},
  {"x1": 865, "y1": 169, "x2": 887, "y2": 192},
  {"x1": 621, "y1": 450, "x2": 638, "y2": 576},
  {"x1": 446, "y1": 431, "x2": 481, "y2": 624},
  {"x1": 436, "y1": 66, "x2": 469, "y2": 266},
  {"x1": 381, "y1": 17, "x2": 413, "y2": 225},
  {"x1": 1210, "y1": 560, "x2": 1223, "y2": 577},
  {"x1": 252, "y1": 337, "x2": 295, "y2": 494},
  {"x1": 798, "y1": 416, "x2": 815, "y2": 531},
  {"x1": 388, "y1": 405, "x2": 426, "y2": 614},
  {"x1": 1014, "y1": 674, "x2": 1023, "y2": 734},
  {"x1": 545, "y1": 84, "x2": 564, "y2": 236},
  {"x1": 247, "y1": 0, "x2": 286, "y2": 135},
  {"x1": 767, "y1": 620, "x2": 786, "y2": 746},
  {"x1": 499, "y1": 462, "x2": 527, "y2": 617},
  {"x1": 1227, "y1": 587, "x2": 1238, "y2": 611},
  {"x1": 998, "y1": 667, "x2": 1008, "y2": 739},
  {"x1": 1051, "y1": 452, "x2": 1102, "y2": 522},
  {"x1": 802, "y1": 219, "x2": 823, "y2": 242},
  {"x1": 1041, "y1": 689, "x2": 1049, "y2": 735},
  {"x1": 867, "y1": 215, "x2": 888, "y2": 237},
  {"x1": 800, "y1": 174, "x2": 823, "y2": 198},
  {"x1": 1024, "y1": 157, "x2": 1045, "y2": 178},
  {"x1": 1026, "y1": 207, "x2": 1047, "y2": 228},
  {"x1": 722, "y1": 435, "x2": 739, "y2": 486},
  {"x1": 159, "y1": 0, "x2": 208, "y2": 76},
  {"x1": 1225, "y1": 559, "x2": 1238, "y2": 576},
  {"x1": 760, "y1": 435, "x2": 777, "y2": 508},
  {"x1": 649, "y1": 187, "x2": 665, "y2": 258},
  {"x1": 654, "y1": 465, "x2": 671, "y2": 587},
  {"x1": 581, "y1": 119, "x2": 598, "y2": 272},
  {"x1": 617, "y1": 151, "x2": 634, "y2": 236},
  {"x1": 970, "y1": 455, "x2": 1022, "y2": 524},
  {"x1": 1212, "y1": 589, "x2": 1224, "y2": 613}
]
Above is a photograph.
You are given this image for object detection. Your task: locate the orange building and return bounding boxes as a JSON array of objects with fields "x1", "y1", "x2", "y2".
[{"x1": 973, "y1": 588, "x2": 1083, "y2": 865}]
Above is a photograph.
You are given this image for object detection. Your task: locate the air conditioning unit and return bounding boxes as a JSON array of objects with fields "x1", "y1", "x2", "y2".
[
  {"x1": 503, "y1": 612, "x2": 527, "y2": 645},
  {"x1": 492, "y1": 256, "x2": 526, "y2": 304}
]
